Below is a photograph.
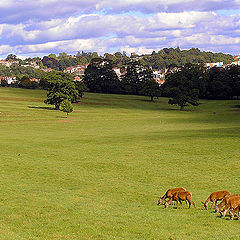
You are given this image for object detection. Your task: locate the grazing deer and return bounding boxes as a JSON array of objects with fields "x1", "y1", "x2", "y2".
[
  {"x1": 164, "y1": 191, "x2": 196, "y2": 209},
  {"x1": 201, "y1": 191, "x2": 231, "y2": 210},
  {"x1": 157, "y1": 188, "x2": 186, "y2": 205},
  {"x1": 229, "y1": 205, "x2": 240, "y2": 220},
  {"x1": 215, "y1": 194, "x2": 240, "y2": 213},
  {"x1": 220, "y1": 196, "x2": 240, "y2": 218}
]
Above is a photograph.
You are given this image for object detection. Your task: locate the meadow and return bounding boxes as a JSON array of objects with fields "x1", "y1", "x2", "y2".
[{"x1": 0, "y1": 87, "x2": 240, "y2": 240}]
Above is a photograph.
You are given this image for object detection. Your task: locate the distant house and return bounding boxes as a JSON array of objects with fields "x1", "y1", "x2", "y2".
[
  {"x1": 64, "y1": 65, "x2": 87, "y2": 76},
  {"x1": 42, "y1": 68, "x2": 53, "y2": 72},
  {"x1": 74, "y1": 76, "x2": 82, "y2": 81},
  {"x1": 29, "y1": 78, "x2": 40, "y2": 82},
  {"x1": 113, "y1": 67, "x2": 121, "y2": 77},
  {"x1": 233, "y1": 55, "x2": 240, "y2": 61},
  {"x1": 205, "y1": 62, "x2": 224, "y2": 68},
  {"x1": 0, "y1": 60, "x2": 19, "y2": 67},
  {"x1": 231, "y1": 61, "x2": 240, "y2": 66},
  {"x1": 153, "y1": 70, "x2": 165, "y2": 86},
  {"x1": 0, "y1": 76, "x2": 16, "y2": 84}
]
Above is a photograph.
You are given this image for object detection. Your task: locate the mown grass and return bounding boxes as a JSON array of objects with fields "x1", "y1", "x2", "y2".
[{"x1": 0, "y1": 87, "x2": 240, "y2": 240}]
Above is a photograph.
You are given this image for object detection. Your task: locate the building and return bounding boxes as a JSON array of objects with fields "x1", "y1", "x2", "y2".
[
  {"x1": 64, "y1": 65, "x2": 88, "y2": 76},
  {"x1": 231, "y1": 61, "x2": 240, "y2": 66},
  {"x1": 42, "y1": 68, "x2": 53, "y2": 72},
  {"x1": 153, "y1": 70, "x2": 165, "y2": 86},
  {"x1": 29, "y1": 78, "x2": 40, "y2": 82},
  {"x1": 233, "y1": 55, "x2": 240, "y2": 61},
  {"x1": 205, "y1": 62, "x2": 224, "y2": 68},
  {"x1": 0, "y1": 76, "x2": 17, "y2": 84},
  {"x1": 113, "y1": 67, "x2": 121, "y2": 77},
  {"x1": 0, "y1": 60, "x2": 19, "y2": 67}
]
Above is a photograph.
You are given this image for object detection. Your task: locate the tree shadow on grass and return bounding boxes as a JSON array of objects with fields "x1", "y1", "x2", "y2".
[
  {"x1": 232, "y1": 105, "x2": 240, "y2": 108},
  {"x1": 28, "y1": 106, "x2": 55, "y2": 111}
]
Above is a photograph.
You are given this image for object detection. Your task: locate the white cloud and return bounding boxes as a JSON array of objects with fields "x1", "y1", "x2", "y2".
[{"x1": 0, "y1": 1, "x2": 240, "y2": 56}]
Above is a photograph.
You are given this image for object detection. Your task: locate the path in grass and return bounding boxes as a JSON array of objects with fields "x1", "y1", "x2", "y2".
[{"x1": 0, "y1": 88, "x2": 240, "y2": 240}]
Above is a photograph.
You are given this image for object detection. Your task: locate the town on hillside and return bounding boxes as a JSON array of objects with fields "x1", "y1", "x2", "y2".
[{"x1": 0, "y1": 48, "x2": 239, "y2": 88}]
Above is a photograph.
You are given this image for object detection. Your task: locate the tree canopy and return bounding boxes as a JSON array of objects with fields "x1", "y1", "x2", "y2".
[{"x1": 43, "y1": 72, "x2": 79, "y2": 110}]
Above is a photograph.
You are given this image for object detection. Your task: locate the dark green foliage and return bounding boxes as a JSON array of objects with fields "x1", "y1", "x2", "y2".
[
  {"x1": 74, "y1": 81, "x2": 89, "y2": 98},
  {"x1": 42, "y1": 56, "x2": 59, "y2": 70},
  {"x1": 205, "y1": 67, "x2": 232, "y2": 99},
  {"x1": 18, "y1": 76, "x2": 39, "y2": 89},
  {"x1": 226, "y1": 65, "x2": 240, "y2": 99},
  {"x1": 0, "y1": 79, "x2": 8, "y2": 87},
  {"x1": 6, "y1": 54, "x2": 17, "y2": 61},
  {"x1": 60, "y1": 100, "x2": 73, "y2": 117},
  {"x1": 44, "y1": 72, "x2": 79, "y2": 110},
  {"x1": 163, "y1": 64, "x2": 200, "y2": 110},
  {"x1": 139, "y1": 67, "x2": 161, "y2": 101},
  {"x1": 83, "y1": 58, "x2": 121, "y2": 94},
  {"x1": 121, "y1": 61, "x2": 141, "y2": 95}
]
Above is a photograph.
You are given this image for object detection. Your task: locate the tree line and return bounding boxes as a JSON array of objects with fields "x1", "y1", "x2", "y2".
[
  {"x1": 161, "y1": 63, "x2": 240, "y2": 110},
  {"x1": 35, "y1": 48, "x2": 235, "y2": 71},
  {"x1": 83, "y1": 58, "x2": 161, "y2": 101}
]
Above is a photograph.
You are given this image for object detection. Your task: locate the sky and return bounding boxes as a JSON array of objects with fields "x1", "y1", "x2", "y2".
[{"x1": 0, "y1": 0, "x2": 240, "y2": 59}]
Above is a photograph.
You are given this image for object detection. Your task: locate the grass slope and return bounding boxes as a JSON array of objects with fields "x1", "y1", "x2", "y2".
[{"x1": 0, "y1": 88, "x2": 240, "y2": 240}]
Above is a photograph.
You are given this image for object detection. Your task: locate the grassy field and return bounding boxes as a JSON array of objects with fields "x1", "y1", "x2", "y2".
[{"x1": 0, "y1": 87, "x2": 240, "y2": 240}]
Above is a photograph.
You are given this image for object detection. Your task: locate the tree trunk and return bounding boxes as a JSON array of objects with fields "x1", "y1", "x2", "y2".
[
  {"x1": 180, "y1": 105, "x2": 184, "y2": 111},
  {"x1": 151, "y1": 96, "x2": 153, "y2": 101}
]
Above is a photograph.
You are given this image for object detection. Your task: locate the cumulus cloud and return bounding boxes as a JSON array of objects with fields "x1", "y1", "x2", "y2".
[
  {"x1": 0, "y1": 0, "x2": 240, "y2": 56},
  {"x1": 0, "y1": 0, "x2": 240, "y2": 24}
]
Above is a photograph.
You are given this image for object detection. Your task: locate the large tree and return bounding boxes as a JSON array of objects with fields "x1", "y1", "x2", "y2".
[
  {"x1": 44, "y1": 72, "x2": 79, "y2": 110},
  {"x1": 139, "y1": 67, "x2": 161, "y2": 101},
  {"x1": 83, "y1": 58, "x2": 121, "y2": 94},
  {"x1": 121, "y1": 61, "x2": 141, "y2": 95},
  {"x1": 162, "y1": 64, "x2": 201, "y2": 110}
]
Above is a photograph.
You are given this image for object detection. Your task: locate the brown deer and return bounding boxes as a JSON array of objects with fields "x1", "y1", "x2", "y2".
[
  {"x1": 229, "y1": 205, "x2": 240, "y2": 220},
  {"x1": 157, "y1": 188, "x2": 186, "y2": 205},
  {"x1": 201, "y1": 191, "x2": 231, "y2": 210},
  {"x1": 220, "y1": 196, "x2": 240, "y2": 218},
  {"x1": 164, "y1": 191, "x2": 196, "y2": 209},
  {"x1": 215, "y1": 194, "x2": 240, "y2": 213}
]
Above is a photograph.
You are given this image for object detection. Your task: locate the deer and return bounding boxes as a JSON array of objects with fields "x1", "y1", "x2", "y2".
[
  {"x1": 220, "y1": 196, "x2": 240, "y2": 218},
  {"x1": 215, "y1": 194, "x2": 240, "y2": 213},
  {"x1": 157, "y1": 188, "x2": 186, "y2": 205},
  {"x1": 164, "y1": 190, "x2": 196, "y2": 209},
  {"x1": 229, "y1": 204, "x2": 240, "y2": 220},
  {"x1": 201, "y1": 191, "x2": 231, "y2": 210}
]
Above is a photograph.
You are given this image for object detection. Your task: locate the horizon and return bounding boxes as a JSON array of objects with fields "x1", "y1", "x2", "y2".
[{"x1": 0, "y1": 1, "x2": 240, "y2": 58}]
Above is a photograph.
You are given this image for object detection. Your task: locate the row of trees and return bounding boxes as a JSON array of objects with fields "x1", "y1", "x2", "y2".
[
  {"x1": 161, "y1": 64, "x2": 240, "y2": 110},
  {"x1": 83, "y1": 58, "x2": 161, "y2": 101},
  {"x1": 25, "y1": 47, "x2": 234, "y2": 71},
  {"x1": 83, "y1": 59, "x2": 240, "y2": 110}
]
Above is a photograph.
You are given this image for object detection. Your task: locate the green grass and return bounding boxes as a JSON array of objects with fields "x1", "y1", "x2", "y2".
[{"x1": 0, "y1": 87, "x2": 240, "y2": 240}]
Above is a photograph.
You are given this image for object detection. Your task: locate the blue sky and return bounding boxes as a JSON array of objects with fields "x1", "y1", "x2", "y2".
[{"x1": 0, "y1": 0, "x2": 240, "y2": 58}]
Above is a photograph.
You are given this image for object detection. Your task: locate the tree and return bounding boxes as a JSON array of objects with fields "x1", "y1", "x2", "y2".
[
  {"x1": 48, "y1": 53, "x2": 58, "y2": 60},
  {"x1": 75, "y1": 81, "x2": 89, "y2": 98},
  {"x1": 60, "y1": 100, "x2": 73, "y2": 117},
  {"x1": 83, "y1": 58, "x2": 121, "y2": 94},
  {"x1": 6, "y1": 54, "x2": 17, "y2": 61},
  {"x1": 121, "y1": 61, "x2": 141, "y2": 95},
  {"x1": 44, "y1": 72, "x2": 79, "y2": 109},
  {"x1": 139, "y1": 68, "x2": 161, "y2": 101},
  {"x1": 205, "y1": 67, "x2": 231, "y2": 99},
  {"x1": 162, "y1": 64, "x2": 200, "y2": 110},
  {"x1": 1, "y1": 79, "x2": 8, "y2": 87}
]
